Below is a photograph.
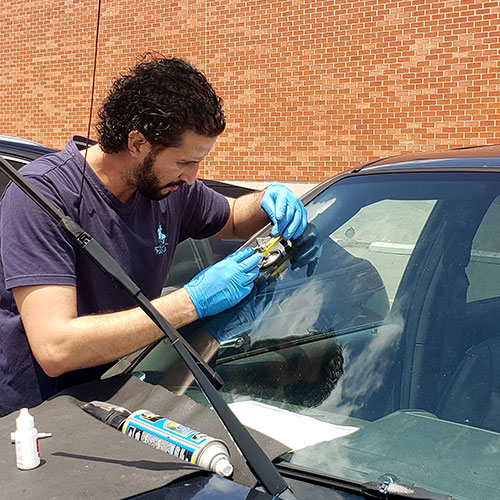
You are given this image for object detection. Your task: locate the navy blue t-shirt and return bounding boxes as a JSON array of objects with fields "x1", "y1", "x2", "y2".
[{"x1": 0, "y1": 138, "x2": 230, "y2": 416}]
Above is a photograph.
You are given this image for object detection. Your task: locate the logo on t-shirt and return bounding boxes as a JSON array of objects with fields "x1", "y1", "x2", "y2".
[{"x1": 154, "y1": 223, "x2": 168, "y2": 255}]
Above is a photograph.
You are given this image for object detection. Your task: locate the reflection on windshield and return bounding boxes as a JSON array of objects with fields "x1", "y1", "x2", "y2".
[
  {"x1": 137, "y1": 172, "x2": 500, "y2": 500},
  {"x1": 305, "y1": 196, "x2": 337, "y2": 220},
  {"x1": 250, "y1": 279, "x2": 326, "y2": 344},
  {"x1": 318, "y1": 318, "x2": 404, "y2": 416}
]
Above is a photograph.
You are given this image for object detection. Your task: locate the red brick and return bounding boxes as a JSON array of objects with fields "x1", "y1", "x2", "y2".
[{"x1": 2, "y1": 0, "x2": 500, "y2": 179}]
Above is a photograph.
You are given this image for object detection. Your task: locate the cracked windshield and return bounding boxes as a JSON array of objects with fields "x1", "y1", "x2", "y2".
[{"x1": 133, "y1": 172, "x2": 500, "y2": 500}]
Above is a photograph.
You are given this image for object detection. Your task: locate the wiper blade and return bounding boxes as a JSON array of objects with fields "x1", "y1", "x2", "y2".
[
  {"x1": 277, "y1": 462, "x2": 457, "y2": 500},
  {"x1": 217, "y1": 328, "x2": 338, "y2": 364}
]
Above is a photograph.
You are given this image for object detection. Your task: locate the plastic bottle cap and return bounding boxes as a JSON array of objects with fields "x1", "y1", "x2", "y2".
[
  {"x1": 16, "y1": 408, "x2": 35, "y2": 430},
  {"x1": 214, "y1": 457, "x2": 234, "y2": 478}
]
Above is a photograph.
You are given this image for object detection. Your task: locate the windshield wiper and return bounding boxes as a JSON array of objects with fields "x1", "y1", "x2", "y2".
[
  {"x1": 217, "y1": 323, "x2": 381, "y2": 364},
  {"x1": 0, "y1": 157, "x2": 298, "y2": 500},
  {"x1": 362, "y1": 481, "x2": 457, "y2": 500},
  {"x1": 218, "y1": 328, "x2": 338, "y2": 364},
  {"x1": 276, "y1": 462, "x2": 457, "y2": 500}
]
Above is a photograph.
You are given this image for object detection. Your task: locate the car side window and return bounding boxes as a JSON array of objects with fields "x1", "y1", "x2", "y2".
[
  {"x1": 0, "y1": 156, "x2": 27, "y2": 170},
  {"x1": 162, "y1": 236, "x2": 245, "y2": 292},
  {"x1": 0, "y1": 156, "x2": 29, "y2": 196}
]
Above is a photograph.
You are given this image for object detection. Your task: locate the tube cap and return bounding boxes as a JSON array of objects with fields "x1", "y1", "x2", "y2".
[{"x1": 214, "y1": 456, "x2": 234, "y2": 478}]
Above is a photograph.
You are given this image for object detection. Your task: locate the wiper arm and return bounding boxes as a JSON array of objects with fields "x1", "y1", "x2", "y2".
[
  {"x1": 277, "y1": 462, "x2": 457, "y2": 500},
  {"x1": 0, "y1": 157, "x2": 297, "y2": 499}
]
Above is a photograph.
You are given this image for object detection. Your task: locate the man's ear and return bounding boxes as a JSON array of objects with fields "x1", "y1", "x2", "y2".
[{"x1": 127, "y1": 130, "x2": 149, "y2": 157}]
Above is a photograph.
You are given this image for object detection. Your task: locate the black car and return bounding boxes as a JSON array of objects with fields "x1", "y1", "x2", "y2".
[
  {"x1": 0, "y1": 135, "x2": 57, "y2": 193},
  {"x1": 121, "y1": 145, "x2": 500, "y2": 500},
  {"x1": 7, "y1": 143, "x2": 500, "y2": 499}
]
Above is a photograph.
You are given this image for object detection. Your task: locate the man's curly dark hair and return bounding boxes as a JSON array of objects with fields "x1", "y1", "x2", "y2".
[{"x1": 96, "y1": 55, "x2": 226, "y2": 154}]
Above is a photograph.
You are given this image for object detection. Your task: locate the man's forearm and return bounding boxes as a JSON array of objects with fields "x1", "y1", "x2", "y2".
[
  {"x1": 62, "y1": 288, "x2": 200, "y2": 374},
  {"x1": 220, "y1": 190, "x2": 269, "y2": 240},
  {"x1": 15, "y1": 284, "x2": 199, "y2": 377}
]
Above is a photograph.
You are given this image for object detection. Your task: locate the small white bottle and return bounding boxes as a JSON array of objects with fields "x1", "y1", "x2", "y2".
[{"x1": 11, "y1": 408, "x2": 40, "y2": 470}]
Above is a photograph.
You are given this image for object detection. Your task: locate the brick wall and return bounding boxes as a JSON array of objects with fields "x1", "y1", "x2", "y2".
[{"x1": 2, "y1": 0, "x2": 500, "y2": 182}]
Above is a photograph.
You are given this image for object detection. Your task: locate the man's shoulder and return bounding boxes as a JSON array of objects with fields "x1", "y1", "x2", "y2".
[
  {"x1": 172, "y1": 179, "x2": 230, "y2": 241},
  {"x1": 3, "y1": 138, "x2": 85, "y2": 214},
  {"x1": 18, "y1": 138, "x2": 84, "y2": 195},
  {"x1": 170, "y1": 179, "x2": 226, "y2": 213},
  {"x1": 179, "y1": 179, "x2": 220, "y2": 201},
  {"x1": 21, "y1": 138, "x2": 79, "y2": 176}
]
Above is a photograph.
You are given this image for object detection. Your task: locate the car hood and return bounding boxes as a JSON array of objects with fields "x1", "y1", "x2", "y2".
[
  {"x1": 0, "y1": 374, "x2": 287, "y2": 500},
  {"x1": 289, "y1": 409, "x2": 500, "y2": 500}
]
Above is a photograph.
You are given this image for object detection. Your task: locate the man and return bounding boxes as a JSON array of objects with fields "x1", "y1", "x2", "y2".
[{"x1": 0, "y1": 56, "x2": 307, "y2": 416}]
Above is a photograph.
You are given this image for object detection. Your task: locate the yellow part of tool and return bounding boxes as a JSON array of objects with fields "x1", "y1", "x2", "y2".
[
  {"x1": 270, "y1": 259, "x2": 289, "y2": 278},
  {"x1": 260, "y1": 235, "x2": 283, "y2": 256}
]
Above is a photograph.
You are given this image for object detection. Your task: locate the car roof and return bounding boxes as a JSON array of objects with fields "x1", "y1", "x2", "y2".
[
  {"x1": 0, "y1": 134, "x2": 45, "y2": 146},
  {"x1": 300, "y1": 144, "x2": 500, "y2": 204},
  {"x1": 358, "y1": 144, "x2": 500, "y2": 171},
  {"x1": 0, "y1": 136, "x2": 57, "y2": 161}
]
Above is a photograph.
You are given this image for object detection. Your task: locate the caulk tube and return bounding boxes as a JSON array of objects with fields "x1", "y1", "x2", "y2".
[{"x1": 122, "y1": 410, "x2": 234, "y2": 477}]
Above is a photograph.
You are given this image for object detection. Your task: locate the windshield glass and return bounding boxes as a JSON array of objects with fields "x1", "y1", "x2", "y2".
[{"x1": 133, "y1": 171, "x2": 500, "y2": 500}]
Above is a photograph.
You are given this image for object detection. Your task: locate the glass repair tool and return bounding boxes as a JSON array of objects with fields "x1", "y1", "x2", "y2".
[
  {"x1": 255, "y1": 235, "x2": 283, "y2": 267},
  {"x1": 255, "y1": 235, "x2": 291, "y2": 279}
]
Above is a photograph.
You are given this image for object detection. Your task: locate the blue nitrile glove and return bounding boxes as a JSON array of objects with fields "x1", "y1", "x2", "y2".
[
  {"x1": 286, "y1": 223, "x2": 323, "y2": 277},
  {"x1": 204, "y1": 275, "x2": 277, "y2": 344},
  {"x1": 184, "y1": 247, "x2": 263, "y2": 319},
  {"x1": 261, "y1": 182, "x2": 308, "y2": 240}
]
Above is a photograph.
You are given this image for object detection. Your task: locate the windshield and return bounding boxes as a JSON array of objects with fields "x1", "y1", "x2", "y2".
[{"x1": 132, "y1": 171, "x2": 500, "y2": 500}]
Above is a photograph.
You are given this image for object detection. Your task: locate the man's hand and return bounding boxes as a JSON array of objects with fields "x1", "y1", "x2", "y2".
[
  {"x1": 261, "y1": 183, "x2": 307, "y2": 240},
  {"x1": 184, "y1": 247, "x2": 263, "y2": 319},
  {"x1": 286, "y1": 223, "x2": 323, "y2": 277},
  {"x1": 204, "y1": 275, "x2": 277, "y2": 344}
]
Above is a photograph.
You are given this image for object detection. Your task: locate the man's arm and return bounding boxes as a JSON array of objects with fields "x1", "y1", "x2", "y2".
[
  {"x1": 217, "y1": 191, "x2": 268, "y2": 240},
  {"x1": 13, "y1": 284, "x2": 203, "y2": 377},
  {"x1": 217, "y1": 183, "x2": 308, "y2": 241},
  {"x1": 13, "y1": 245, "x2": 262, "y2": 378}
]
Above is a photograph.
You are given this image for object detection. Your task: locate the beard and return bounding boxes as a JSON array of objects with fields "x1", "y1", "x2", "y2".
[{"x1": 131, "y1": 150, "x2": 185, "y2": 201}]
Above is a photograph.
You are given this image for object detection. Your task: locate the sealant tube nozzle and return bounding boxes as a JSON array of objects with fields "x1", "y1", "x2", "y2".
[{"x1": 214, "y1": 456, "x2": 234, "y2": 478}]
